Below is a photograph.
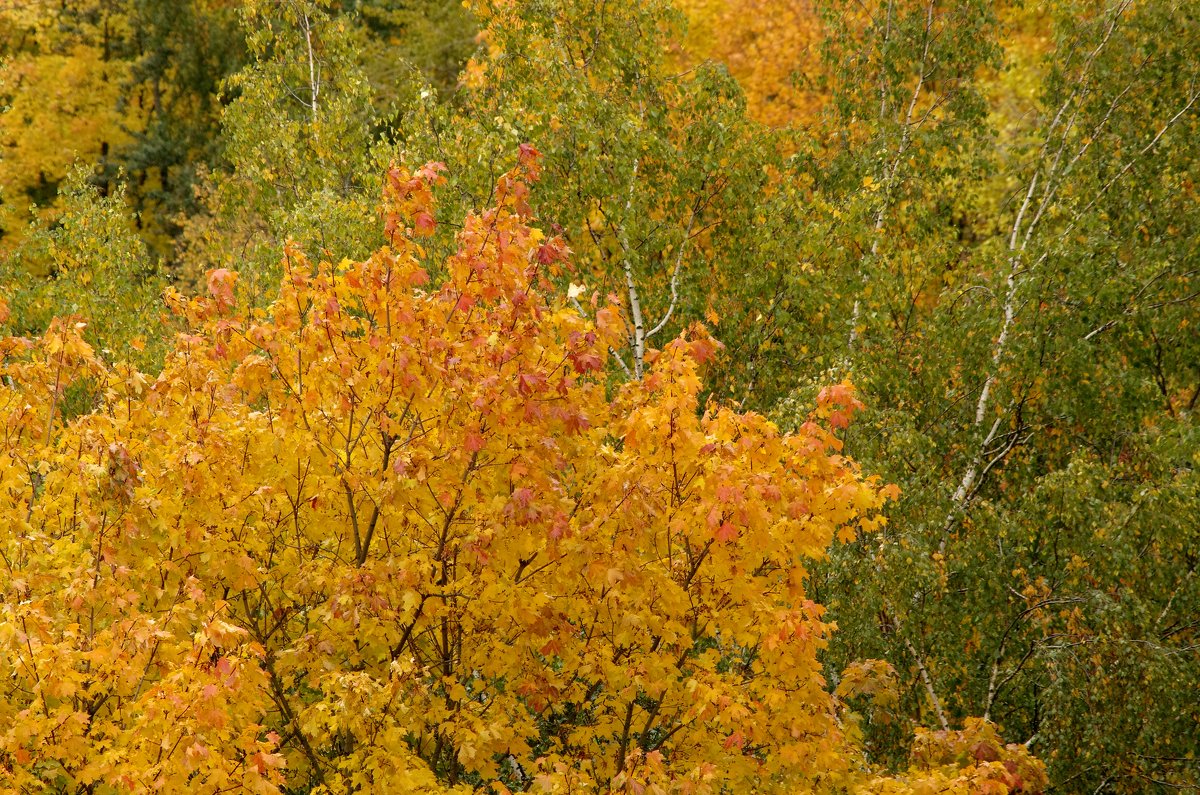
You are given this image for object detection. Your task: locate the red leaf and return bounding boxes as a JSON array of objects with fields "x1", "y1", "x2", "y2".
[
  {"x1": 518, "y1": 143, "x2": 542, "y2": 180},
  {"x1": 571, "y1": 351, "x2": 603, "y2": 373},
  {"x1": 414, "y1": 211, "x2": 437, "y2": 237},
  {"x1": 690, "y1": 336, "x2": 718, "y2": 363},
  {"x1": 206, "y1": 268, "x2": 237, "y2": 310},
  {"x1": 518, "y1": 371, "x2": 545, "y2": 396},
  {"x1": 715, "y1": 522, "x2": 739, "y2": 542}
]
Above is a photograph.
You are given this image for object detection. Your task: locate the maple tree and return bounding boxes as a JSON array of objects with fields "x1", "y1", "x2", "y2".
[{"x1": 0, "y1": 156, "x2": 1049, "y2": 793}]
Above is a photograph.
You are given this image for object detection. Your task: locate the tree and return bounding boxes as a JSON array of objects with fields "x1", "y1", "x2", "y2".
[
  {"x1": 385, "y1": 0, "x2": 799, "y2": 384},
  {"x1": 174, "y1": 0, "x2": 384, "y2": 295},
  {"x1": 0, "y1": 167, "x2": 166, "y2": 373},
  {"x1": 0, "y1": 159, "x2": 1043, "y2": 794},
  {"x1": 116, "y1": 0, "x2": 246, "y2": 252},
  {"x1": 732, "y1": 2, "x2": 1200, "y2": 788},
  {"x1": 0, "y1": 0, "x2": 139, "y2": 253}
]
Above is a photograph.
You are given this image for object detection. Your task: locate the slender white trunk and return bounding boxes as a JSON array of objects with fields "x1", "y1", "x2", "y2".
[
  {"x1": 939, "y1": 1, "x2": 1197, "y2": 546},
  {"x1": 849, "y1": 0, "x2": 935, "y2": 350},
  {"x1": 302, "y1": 12, "x2": 320, "y2": 138},
  {"x1": 939, "y1": 173, "x2": 1035, "y2": 549},
  {"x1": 619, "y1": 155, "x2": 646, "y2": 378}
]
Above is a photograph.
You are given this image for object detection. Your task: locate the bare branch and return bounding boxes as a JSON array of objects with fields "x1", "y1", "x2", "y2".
[
  {"x1": 646, "y1": 209, "x2": 697, "y2": 340},
  {"x1": 886, "y1": 603, "x2": 949, "y2": 732}
]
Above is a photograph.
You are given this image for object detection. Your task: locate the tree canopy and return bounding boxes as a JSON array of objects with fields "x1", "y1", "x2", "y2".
[{"x1": 1, "y1": 0, "x2": 1197, "y2": 792}]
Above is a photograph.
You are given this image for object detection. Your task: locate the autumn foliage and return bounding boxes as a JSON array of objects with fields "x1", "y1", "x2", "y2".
[
  {"x1": 676, "y1": 0, "x2": 827, "y2": 128},
  {"x1": 2, "y1": 0, "x2": 1196, "y2": 788},
  {"x1": 0, "y1": 155, "x2": 1048, "y2": 793}
]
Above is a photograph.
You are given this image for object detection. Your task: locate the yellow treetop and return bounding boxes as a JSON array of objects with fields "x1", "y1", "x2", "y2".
[{"x1": 0, "y1": 156, "x2": 1042, "y2": 794}]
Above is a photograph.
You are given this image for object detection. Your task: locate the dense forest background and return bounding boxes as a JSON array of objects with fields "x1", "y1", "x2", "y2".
[{"x1": 1, "y1": 0, "x2": 1197, "y2": 792}]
